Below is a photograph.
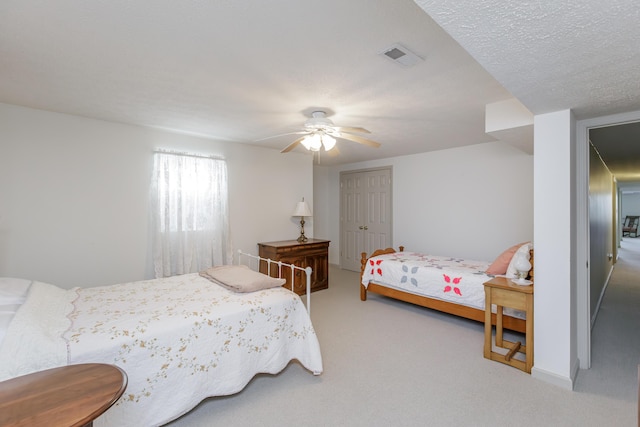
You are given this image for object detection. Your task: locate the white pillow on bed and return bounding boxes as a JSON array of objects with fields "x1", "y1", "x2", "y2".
[
  {"x1": 200, "y1": 265, "x2": 286, "y2": 293},
  {"x1": 506, "y1": 243, "x2": 533, "y2": 278},
  {"x1": 0, "y1": 278, "x2": 33, "y2": 345}
]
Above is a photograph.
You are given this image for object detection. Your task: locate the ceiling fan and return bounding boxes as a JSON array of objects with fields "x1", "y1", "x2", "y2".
[{"x1": 268, "y1": 111, "x2": 381, "y2": 154}]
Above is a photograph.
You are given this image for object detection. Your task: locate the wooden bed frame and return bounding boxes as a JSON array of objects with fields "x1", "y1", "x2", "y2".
[{"x1": 359, "y1": 246, "x2": 529, "y2": 334}]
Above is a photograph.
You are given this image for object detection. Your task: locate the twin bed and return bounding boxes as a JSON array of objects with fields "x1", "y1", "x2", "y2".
[
  {"x1": 360, "y1": 244, "x2": 533, "y2": 333},
  {"x1": 0, "y1": 252, "x2": 322, "y2": 426}
]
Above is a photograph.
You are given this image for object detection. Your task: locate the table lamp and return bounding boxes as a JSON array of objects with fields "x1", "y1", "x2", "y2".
[
  {"x1": 513, "y1": 253, "x2": 532, "y2": 282},
  {"x1": 292, "y1": 198, "x2": 312, "y2": 242}
]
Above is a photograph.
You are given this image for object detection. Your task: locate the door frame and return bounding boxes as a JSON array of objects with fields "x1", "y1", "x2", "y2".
[{"x1": 576, "y1": 108, "x2": 640, "y2": 369}]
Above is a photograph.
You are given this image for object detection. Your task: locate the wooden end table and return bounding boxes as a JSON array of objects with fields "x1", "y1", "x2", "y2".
[
  {"x1": 483, "y1": 277, "x2": 534, "y2": 373},
  {"x1": 0, "y1": 363, "x2": 127, "y2": 427}
]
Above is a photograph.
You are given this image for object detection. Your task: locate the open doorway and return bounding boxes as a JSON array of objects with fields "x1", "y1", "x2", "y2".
[
  {"x1": 577, "y1": 111, "x2": 640, "y2": 369},
  {"x1": 591, "y1": 122, "x2": 640, "y2": 246}
]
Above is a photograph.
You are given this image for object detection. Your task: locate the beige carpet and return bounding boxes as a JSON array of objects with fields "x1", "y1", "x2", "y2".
[
  {"x1": 574, "y1": 238, "x2": 640, "y2": 403},
  {"x1": 167, "y1": 248, "x2": 639, "y2": 426}
]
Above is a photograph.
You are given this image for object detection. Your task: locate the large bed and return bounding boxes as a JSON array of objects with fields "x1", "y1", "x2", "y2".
[
  {"x1": 360, "y1": 244, "x2": 532, "y2": 333},
  {"x1": 0, "y1": 252, "x2": 323, "y2": 426}
]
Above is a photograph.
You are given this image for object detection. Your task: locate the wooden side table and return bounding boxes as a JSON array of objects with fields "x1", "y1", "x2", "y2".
[
  {"x1": 483, "y1": 277, "x2": 534, "y2": 373},
  {"x1": 0, "y1": 363, "x2": 127, "y2": 427}
]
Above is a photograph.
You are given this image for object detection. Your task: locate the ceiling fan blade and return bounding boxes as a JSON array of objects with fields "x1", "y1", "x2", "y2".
[
  {"x1": 327, "y1": 146, "x2": 340, "y2": 157},
  {"x1": 256, "y1": 131, "x2": 308, "y2": 142},
  {"x1": 334, "y1": 126, "x2": 370, "y2": 134},
  {"x1": 280, "y1": 136, "x2": 307, "y2": 153},
  {"x1": 338, "y1": 132, "x2": 381, "y2": 148}
]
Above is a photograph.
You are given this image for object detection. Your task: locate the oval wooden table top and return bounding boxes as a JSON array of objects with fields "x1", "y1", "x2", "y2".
[{"x1": 0, "y1": 363, "x2": 127, "y2": 427}]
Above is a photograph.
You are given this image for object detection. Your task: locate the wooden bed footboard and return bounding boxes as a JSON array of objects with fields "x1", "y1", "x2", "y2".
[
  {"x1": 359, "y1": 246, "x2": 527, "y2": 334},
  {"x1": 360, "y1": 246, "x2": 403, "y2": 301}
]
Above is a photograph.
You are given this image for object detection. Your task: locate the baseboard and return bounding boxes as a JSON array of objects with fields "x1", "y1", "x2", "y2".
[{"x1": 531, "y1": 365, "x2": 575, "y2": 390}]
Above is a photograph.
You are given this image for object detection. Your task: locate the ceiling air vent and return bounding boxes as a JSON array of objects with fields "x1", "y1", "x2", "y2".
[{"x1": 380, "y1": 43, "x2": 423, "y2": 67}]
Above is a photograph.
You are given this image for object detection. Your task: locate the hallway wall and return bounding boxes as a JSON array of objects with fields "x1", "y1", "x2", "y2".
[
  {"x1": 621, "y1": 192, "x2": 640, "y2": 218},
  {"x1": 588, "y1": 143, "x2": 615, "y2": 323}
]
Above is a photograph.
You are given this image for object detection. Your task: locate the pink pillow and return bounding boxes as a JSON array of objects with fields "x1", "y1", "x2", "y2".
[{"x1": 485, "y1": 242, "x2": 529, "y2": 275}]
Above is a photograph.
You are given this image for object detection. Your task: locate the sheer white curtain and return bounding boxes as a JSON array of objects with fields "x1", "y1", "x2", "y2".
[{"x1": 150, "y1": 151, "x2": 231, "y2": 278}]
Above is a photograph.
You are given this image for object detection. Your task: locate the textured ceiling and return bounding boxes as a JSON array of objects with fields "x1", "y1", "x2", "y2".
[
  {"x1": 414, "y1": 0, "x2": 640, "y2": 183},
  {"x1": 414, "y1": 0, "x2": 640, "y2": 119},
  {"x1": 0, "y1": 0, "x2": 515, "y2": 165},
  {"x1": 1, "y1": 1, "x2": 638, "y2": 167},
  {"x1": 0, "y1": 0, "x2": 510, "y2": 164}
]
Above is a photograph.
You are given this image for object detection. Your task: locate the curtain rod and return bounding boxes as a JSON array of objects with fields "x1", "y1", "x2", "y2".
[{"x1": 154, "y1": 149, "x2": 225, "y2": 161}]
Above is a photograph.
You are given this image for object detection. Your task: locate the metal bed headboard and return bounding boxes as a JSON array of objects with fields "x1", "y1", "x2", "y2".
[{"x1": 237, "y1": 250, "x2": 313, "y2": 314}]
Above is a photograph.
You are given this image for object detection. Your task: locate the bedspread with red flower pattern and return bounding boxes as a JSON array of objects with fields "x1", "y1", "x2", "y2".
[{"x1": 362, "y1": 251, "x2": 523, "y2": 319}]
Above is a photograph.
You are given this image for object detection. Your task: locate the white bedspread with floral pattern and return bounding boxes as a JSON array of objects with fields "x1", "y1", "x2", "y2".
[
  {"x1": 0, "y1": 273, "x2": 323, "y2": 426},
  {"x1": 361, "y1": 251, "x2": 524, "y2": 318}
]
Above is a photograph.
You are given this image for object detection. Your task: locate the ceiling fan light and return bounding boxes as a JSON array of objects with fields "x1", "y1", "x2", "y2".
[
  {"x1": 310, "y1": 135, "x2": 322, "y2": 151},
  {"x1": 302, "y1": 134, "x2": 322, "y2": 151},
  {"x1": 300, "y1": 135, "x2": 312, "y2": 150},
  {"x1": 321, "y1": 134, "x2": 336, "y2": 151}
]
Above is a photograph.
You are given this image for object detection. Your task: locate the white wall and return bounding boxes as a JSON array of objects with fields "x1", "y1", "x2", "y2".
[
  {"x1": 319, "y1": 141, "x2": 534, "y2": 266},
  {"x1": 621, "y1": 192, "x2": 640, "y2": 218},
  {"x1": 532, "y1": 109, "x2": 576, "y2": 389},
  {"x1": 0, "y1": 103, "x2": 313, "y2": 288},
  {"x1": 313, "y1": 166, "x2": 330, "y2": 242}
]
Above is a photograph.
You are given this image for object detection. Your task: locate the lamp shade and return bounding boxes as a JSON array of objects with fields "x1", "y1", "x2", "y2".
[
  {"x1": 300, "y1": 133, "x2": 335, "y2": 152},
  {"x1": 292, "y1": 201, "x2": 312, "y2": 217},
  {"x1": 321, "y1": 134, "x2": 336, "y2": 151},
  {"x1": 301, "y1": 134, "x2": 322, "y2": 151}
]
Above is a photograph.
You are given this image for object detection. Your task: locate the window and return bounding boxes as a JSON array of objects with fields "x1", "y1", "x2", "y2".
[{"x1": 150, "y1": 151, "x2": 230, "y2": 278}]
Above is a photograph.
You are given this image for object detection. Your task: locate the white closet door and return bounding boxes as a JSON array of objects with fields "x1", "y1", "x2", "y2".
[{"x1": 340, "y1": 167, "x2": 392, "y2": 272}]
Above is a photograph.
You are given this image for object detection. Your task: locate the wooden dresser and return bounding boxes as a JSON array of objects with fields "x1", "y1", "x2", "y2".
[{"x1": 258, "y1": 239, "x2": 330, "y2": 295}]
